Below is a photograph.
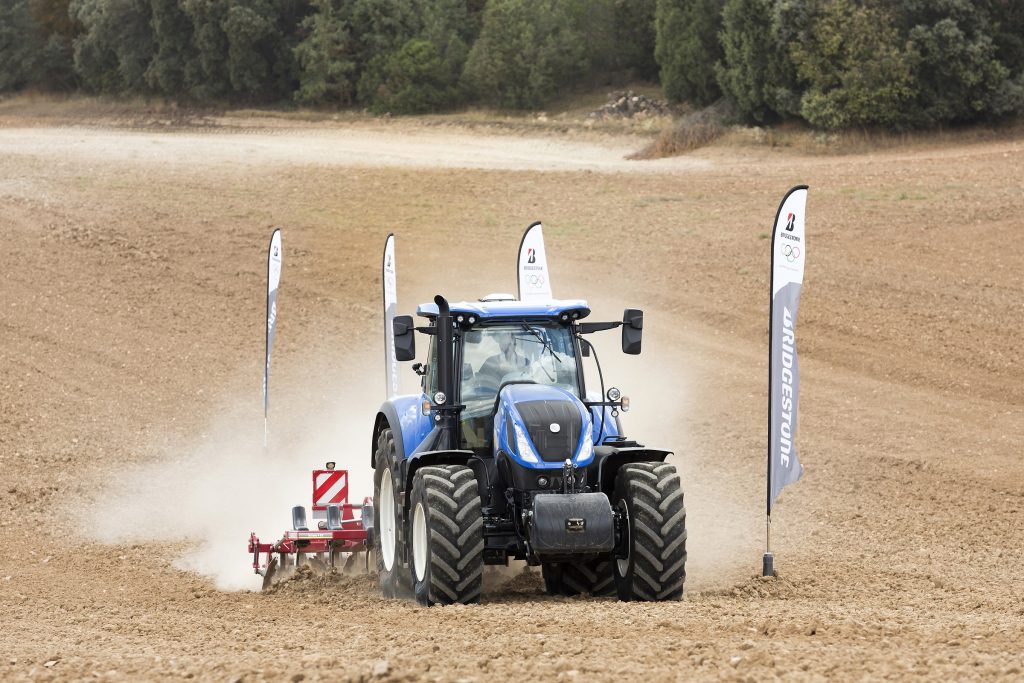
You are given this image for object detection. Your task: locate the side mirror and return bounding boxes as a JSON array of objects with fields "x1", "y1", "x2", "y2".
[
  {"x1": 393, "y1": 315, "x2": 416, "y2": 361},
  {"x1": 621, "y1": 309, "x2": 643, "y2": 355}
]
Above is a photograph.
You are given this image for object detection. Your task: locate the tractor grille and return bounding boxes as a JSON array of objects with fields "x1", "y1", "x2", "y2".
[{"x1": 516, "y1": 400, "x2": 582, "y2": 462}]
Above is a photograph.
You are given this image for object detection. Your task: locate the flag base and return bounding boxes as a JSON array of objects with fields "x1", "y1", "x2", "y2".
[{"x1": 762, "y1": 552, "x2": 774, "y2": 577}]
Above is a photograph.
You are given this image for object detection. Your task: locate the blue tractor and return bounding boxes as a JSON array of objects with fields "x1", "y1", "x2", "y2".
[{"x1": 371, "y1": 291, "x2": 687, "y2": 605}]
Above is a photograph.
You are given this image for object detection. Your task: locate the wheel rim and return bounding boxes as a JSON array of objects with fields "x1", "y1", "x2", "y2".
[
  {"x1": 617, "y1": 502, "x2": 631, "y2": 577},
  {"x1": 412, "y1": 502, "x2": 428, "y2": 582},
  {"x1": 380, "y1": 468, "x2": 396, "y2": 571}
]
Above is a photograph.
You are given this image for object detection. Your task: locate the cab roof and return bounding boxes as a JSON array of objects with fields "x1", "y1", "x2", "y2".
[{"x1": 416, "y1": 298, "x2": 591, "y2": 321}]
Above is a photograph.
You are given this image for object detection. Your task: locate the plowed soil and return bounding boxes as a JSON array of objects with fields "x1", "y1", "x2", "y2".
[{"x1": 1, "y1": 117, "x2": 1022, "y2": 681}]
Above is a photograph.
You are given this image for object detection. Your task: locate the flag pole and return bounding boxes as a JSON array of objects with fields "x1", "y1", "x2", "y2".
[
  {"x1": 764, "y1": 218, "x2": 775, "y2": 577},
  {"x1": 264, "y1": 228, "x2": 282, "y2": 453},
  {"x1": 762, "y1": 185, "x2": 808, "y2": 577}
]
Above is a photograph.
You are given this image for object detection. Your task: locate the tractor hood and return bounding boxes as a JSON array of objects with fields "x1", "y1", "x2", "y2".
[{"x1": 495, "y1": 384, "x2": 594, "y2": 469}]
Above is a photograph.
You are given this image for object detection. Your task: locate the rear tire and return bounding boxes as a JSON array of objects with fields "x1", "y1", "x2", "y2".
[
  {"x1": 613, "y1": 462, "x2": 687, "y2": 601},
  {"x1": 541, "y1": 559, "x2": 615, "y2": 597},
  {"x1": 373, "y1": 428, "x2": 408, "y2": 598},
  {"x1": 409, "y1": 465, "x2": 484, "y2": 606}
]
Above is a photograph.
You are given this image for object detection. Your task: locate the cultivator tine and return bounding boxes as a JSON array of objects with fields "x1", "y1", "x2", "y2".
[
  {"x1": 307, "y1": 555, "x2": 329, "y2": 574},
  {"x1": 261, "y1": 557, "x2": 279, "y2": 591},
  {"x1": 342, "y1": 553, "x2": 359, "y2": 574}
]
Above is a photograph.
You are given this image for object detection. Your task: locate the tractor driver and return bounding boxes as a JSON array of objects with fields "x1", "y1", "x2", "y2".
[{"x1": 475, "y1": 329, "x2": 531, "y2": 392}]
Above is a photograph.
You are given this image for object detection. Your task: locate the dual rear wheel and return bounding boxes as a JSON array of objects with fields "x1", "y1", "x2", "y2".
[{"x1": 373, "y1": 429, "x2": 484, "y2": 605}]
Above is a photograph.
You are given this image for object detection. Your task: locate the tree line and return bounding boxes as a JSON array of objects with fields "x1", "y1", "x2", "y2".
[{"x1": 2, "y1": 0, "x2": 1022, "y2": 130}]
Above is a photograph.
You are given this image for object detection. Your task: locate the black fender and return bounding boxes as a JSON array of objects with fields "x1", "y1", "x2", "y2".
[
  {"x1": 400, "y1": 449, "x2": 476, "y2": 500},
  {"x1": 595, "y1": 446, "x2": 673, "y2": 498},
  {"x1": 371, "y1": 404, "x2": 407, "y2": 471}
]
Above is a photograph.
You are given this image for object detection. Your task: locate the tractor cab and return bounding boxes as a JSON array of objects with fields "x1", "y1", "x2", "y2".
[{"x1": 413, "y1": 298, "x2": 593, "y2": 455}]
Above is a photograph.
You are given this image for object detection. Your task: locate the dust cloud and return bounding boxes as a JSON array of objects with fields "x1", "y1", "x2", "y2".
[
  {"x1": 81, "y1": 358, "x2": 381, "y2": 591},
  {"x1": 585, "y1": 301, "x2": 759, "y2": 590},
  {"x1": 79, "y1": 298, "x2": 753, "y2": 593}
]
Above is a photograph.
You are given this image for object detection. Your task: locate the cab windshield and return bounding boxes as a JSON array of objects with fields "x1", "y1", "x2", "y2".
[{"x1": 459, "y1": 322, "x2": 580, "y2": 443}]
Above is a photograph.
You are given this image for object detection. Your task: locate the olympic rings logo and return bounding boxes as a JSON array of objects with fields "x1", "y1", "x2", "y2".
[
  {"x1": 782, "y1": 244, "x2": 801, "y2": 262},
  {"x1": 528, "y1": 274, "x2": 546, "y2": 288}
]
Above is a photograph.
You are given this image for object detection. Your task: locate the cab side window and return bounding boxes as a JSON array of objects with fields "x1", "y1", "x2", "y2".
[{"x1": 423, "y1": 334, "x2": 438, "y2": 395}]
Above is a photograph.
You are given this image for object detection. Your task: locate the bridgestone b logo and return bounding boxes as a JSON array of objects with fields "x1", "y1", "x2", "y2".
[{"x1": 779, "y1": 307, "x2": 796, "y2": 467}]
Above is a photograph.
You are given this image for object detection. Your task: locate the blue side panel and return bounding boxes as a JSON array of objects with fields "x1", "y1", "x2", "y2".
[{"x1": 386, "y1": 394, "x2": 432, "y2": 461}]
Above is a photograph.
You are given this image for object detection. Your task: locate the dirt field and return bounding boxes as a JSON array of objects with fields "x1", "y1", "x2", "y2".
[{"x1": 2, "y1": 115, "x2": 1022, "y2": 681}]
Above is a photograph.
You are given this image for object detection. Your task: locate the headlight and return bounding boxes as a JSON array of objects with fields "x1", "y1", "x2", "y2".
[
  {"x1": 513, "y1": 422, "x2": 540, "y2": 463},
  {"x1": 433, "y1": 391, "x2": 447, "y2": 405},
  {"x1": 607, "y1": 387, "x2": 621, "y2": 401},
  {"x1": 577, "y1": 426, "x2": 593, "y2": 463}
]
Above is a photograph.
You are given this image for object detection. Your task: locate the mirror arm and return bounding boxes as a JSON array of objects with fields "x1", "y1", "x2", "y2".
[{"x1": 577, "y1": 321, "x2": 622, "y2": 334}]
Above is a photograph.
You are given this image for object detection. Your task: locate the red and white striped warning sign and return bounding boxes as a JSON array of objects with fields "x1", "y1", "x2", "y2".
[{"x1": 312, "y1": 469, "x2": 349, "y2": 509}]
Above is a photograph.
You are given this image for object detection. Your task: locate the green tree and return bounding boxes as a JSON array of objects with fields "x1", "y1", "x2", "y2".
[
  {"x1": 352, "y1": 0, "x2": 420, "y2": 105},
  {"x1": 655, "y1": 0, "x2": 723, "y2": 105},
  {"x1": 145, "y1": 0, "x2": 196, "y2": 94},
  {"x1": 791, "y1": 0, "x2": 917, "y2": 129},
  {"x1": 28, "y1": 0, "x2": 79, "y2": 88},
  {"x1": 988, "y1": 0, "x2": 1024, "y2": 70},
  {"x1": 293, "y1": 0, "x2": 356, "y2": 104},
  {"x1": 70, "y1": 0, "x2": 154, "y2": 93},
  {"x1": 462, "y1": 0, "x2": 587, "y2": 109},
  {"x1": 222, "y1": 0, "x2": 278, "y2": 95},
  {"x1": 0, "y1": 0, "x2": 42, "y2": 91},
  {"x1": 181, "y1": 0, "x2": 230, "y2": 98},
  {"x1": 370, "y1": 38, "x2": 454, "y2": 113},
  {"x1": 614, "y1": 0, "x2": 658, "y2": 80},
  {"x1": 891, "y1": 0, "x2": 1023, "y2": 123},
  {"x1": 419, "y1": 0, "x2": 473, "y2": 84},
  {"x1": 716, "y1": 0, "x2": 793, "y2": 122}
]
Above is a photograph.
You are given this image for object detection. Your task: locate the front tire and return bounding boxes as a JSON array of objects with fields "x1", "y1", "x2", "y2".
[
  {"x1": 373, "y1": 428, "x2": 408, "y2": 598},
  {"x1": 542, "y1": 559, "x2": 615, "y2": 597},
  {"x1": 409, "y1": 465, "x2": 484, "y2": 606},
  {"x1": 613, "y1": 462, "x2": 687, "y2": 601}
]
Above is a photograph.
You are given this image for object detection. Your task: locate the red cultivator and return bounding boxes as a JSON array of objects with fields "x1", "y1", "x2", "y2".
[{"x1": 248, "y1": 463, "x2": 374, "y2": 589}]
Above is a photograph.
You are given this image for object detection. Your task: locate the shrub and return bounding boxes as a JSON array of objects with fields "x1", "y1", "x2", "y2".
[
  {"x1": 893, "y1": 1, "x2": 1024, "y2": 124},
  {"x1": 791, "y1": 0, "x2": 917, "y2": 130}
]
